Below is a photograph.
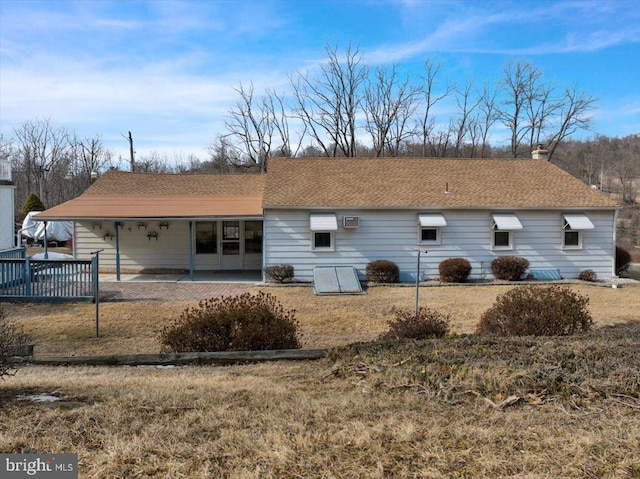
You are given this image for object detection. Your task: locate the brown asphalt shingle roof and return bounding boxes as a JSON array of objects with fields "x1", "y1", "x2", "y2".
[
  {"x1": 263, "y1": 157, "x2": 618, "y2": 209},
  {"x1": 37, "y1": 170, "x2": 265, "y2": 220},
  {"x1": 38, "y1": 157, "x2": 617, "y2": 220}
]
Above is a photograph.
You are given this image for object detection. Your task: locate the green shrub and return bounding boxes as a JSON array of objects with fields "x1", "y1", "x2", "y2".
[
  {"x1": 366, "y1": 260, "x2": 399, "y2": 283},
  {"x1": 379, "y1": 307, "x2": 451, "y2": 341},
  {"x1": 263, "y1": 264, "x2": 294, "y2": 283},
  {"x1": 578, "y1": 269, "x2": 597, "y2": 282},
  {"x1": 0, "y1": 306, "x2": 32, "y2": 380},
  {"x1": 476, "y1": 285, "x2": 593, "y2": 336},
  {"x1": 21, "y1": 193, "x2": 45, "y2": 215},
  {"x1": 160, "y1": 292, "x2": 301, "y2": 352},
  {"x1": 439, "y1": 258, "x2": 472, "y2": 283},
  {"x1": 491, "y1": 256, "x2": 529, "y2": 281},
  {"x1": 616, "y1": 246, "x2": 631, "y2": 275}
]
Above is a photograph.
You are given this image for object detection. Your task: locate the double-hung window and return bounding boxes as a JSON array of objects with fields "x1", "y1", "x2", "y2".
[
  {"x1": 562, "y1": 213, "x2": 594, "y2": 250},
  {"x1": 491, "y1": 213, "x2": 523, "y2": 250},
  {"x1": 310, "y1": 214, "x2": 338, "y2": 251}
]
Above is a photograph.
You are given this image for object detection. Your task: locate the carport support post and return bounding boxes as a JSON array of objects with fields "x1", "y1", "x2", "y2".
[
  {"x1": 188, "y1": 221, "x2": 194, "y2": 281},
  {"x1": 114, "y1": 222, "x2": 121, "y2": 281}
]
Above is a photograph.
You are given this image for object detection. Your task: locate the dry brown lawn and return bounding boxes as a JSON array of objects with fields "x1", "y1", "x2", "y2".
[
  {"x1": 2, "y1": 283, "x2": 639, "y2": 356},
  {"x1": 1, "y1": 284, "x2": 639, "y2": 477},
  {"x1": 1, "y1": 344, "x2": 639, "y2": 478}
]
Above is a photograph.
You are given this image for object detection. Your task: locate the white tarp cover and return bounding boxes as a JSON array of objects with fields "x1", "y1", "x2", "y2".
[
  {"x1": 418, "y1": 213, "x2": 447, "y2": 227},
  {"x1": 309, "y1": 213, "x2": 338, "y2": 231},
  {"x1": 492, "y1": 213, "x2": 523, "y2": 230},
  {"x1": 21, "y1": 212, "x2": 73, "y2": 241},
  {"x1": 563, "y1": 213, "x2": 595, "y2": 230}
]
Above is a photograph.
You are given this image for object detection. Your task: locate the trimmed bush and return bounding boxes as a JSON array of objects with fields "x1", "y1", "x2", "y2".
[
  {"x1": 160, "y1": 292, "x2": 301, "y2": 352},
  {"x1": 366, "y1": 260, "x2": 399, "y2": 283},
  {"x1": 264, "y1": 264, "x2": 294, "y2": 283},
  {"x1": 476, "y1": 285, "x2": 593, "y2": 336},
  {"x1": 491, "y1": 256, "x2": 529, "y2": 281},
  {"x1": 379, "y1": 307, "x2": 451, "y2": 341},
  {"x1": 578, "y1": 269, "x2": 597, "y2": 282},
  {"x1": 616, "y1": 246, "x2": 631, "y2": 275},
  {"x1": 22, "y1": 193, "x2": 45, "y2": 215},
  {"x1": 439, "y1": 258, "x2": 472, "y2": 283},
  {"x1": 0, "y1": 306, "x2": 32, "y2": 380}
]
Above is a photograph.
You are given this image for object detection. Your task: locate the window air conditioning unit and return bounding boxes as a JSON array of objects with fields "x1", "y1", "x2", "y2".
[{"x1": 343, "y1": 216, "x2": 360, "y2": 228}]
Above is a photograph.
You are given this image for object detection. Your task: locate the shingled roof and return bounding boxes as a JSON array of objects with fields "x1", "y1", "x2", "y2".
[
  {"x1": 263, "y1": 157, "x2": 618, "y2": 209},
  {"x1": 38, "y1": 157, "x2": 617, "y2": 221},
  {"x1": 37, "y1": 170, "x2": 265, "y2": 220}
]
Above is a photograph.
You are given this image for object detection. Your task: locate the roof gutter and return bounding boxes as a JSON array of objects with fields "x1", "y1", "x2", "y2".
[
  {"x1": 261, "y1": 205, "x2": 619, "y2": 211},
  {"x1": 34, "y1": 215, "x2": 264, "y2": 222}
]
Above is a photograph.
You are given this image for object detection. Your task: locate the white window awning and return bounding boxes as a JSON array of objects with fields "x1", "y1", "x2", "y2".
[
  {"x1": 418, "y1": 213, "x2": 447, "y2": 227},
  {"x1": 492, "y1": 213, "x2": 523, "y2": 230},
  {"x1": 563, "y1": 213, "x2": 594, "y2": 230},
  {"x1": 310, "y1": 213, "x2": 338, "y2": 231}
]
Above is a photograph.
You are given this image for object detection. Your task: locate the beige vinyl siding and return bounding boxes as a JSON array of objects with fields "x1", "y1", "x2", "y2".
[
  {"x1": 74, "y1": 219, "x2": 263, "y2": 272},
  {"x1": 263, "y1": 209, "x2": 616, "y2": 282},
  {"x1": 75, "y1": 221, "x2": 191, "y2": 272}
]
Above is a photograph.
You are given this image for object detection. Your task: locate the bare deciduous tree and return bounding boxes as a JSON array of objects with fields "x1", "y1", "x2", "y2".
[
  {"x1": 291, "y1": 42, "x2": 368, "y2": 157},
  {"x1": 223, "y1": 83, "x2": 300, "y2": 171},
  {"x1": 68, "y1": 134, "x2": 113, "y2": 196},
  {"x1": 498, "y1": 60, "x2": 596, "y2": 160},
  {"x1": 415, "y1": 59, "x2": 452, "y2": 157},
  {"x1": 13, "y1": 118, "x2": 71, "y2": 209},
  {"x1": 363, "y1": 64, "x2": 420, "y2": 157},
  {"x1": 451, "y1": 80, "x2": 481, "y2": 158}
]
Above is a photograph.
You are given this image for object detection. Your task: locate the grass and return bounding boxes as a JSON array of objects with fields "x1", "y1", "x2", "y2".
[
  {"x1": 1, "y1": 284, "x2": 639, "y2": 477},
  {"x1": 1, "y1": 328, "x2": 639, "y2": 477},
  {"x1": 2, "y1": 283, "x2": 639, "y2": 355}
]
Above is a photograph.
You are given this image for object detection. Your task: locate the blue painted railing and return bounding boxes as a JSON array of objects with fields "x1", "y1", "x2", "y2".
[
  {"x1": 0, "y1": 255, "x2": 97, "y2": 302},
  {"x1": 0, "y1": 247, "x2": 26, "y2": 259}
]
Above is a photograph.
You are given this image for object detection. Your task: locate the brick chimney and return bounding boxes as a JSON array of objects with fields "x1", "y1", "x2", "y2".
[{"x1": 532, "y1": 144, "x2": 549, "y2": 160}]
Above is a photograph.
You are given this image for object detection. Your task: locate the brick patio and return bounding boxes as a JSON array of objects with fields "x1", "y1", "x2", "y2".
[{"x1": 99, "y1": 281, "x2": 251, "y2": 302}]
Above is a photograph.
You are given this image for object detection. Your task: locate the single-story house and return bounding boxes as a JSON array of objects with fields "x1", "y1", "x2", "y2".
[{"x1": 36, "y1": 150, "x2": 619, "y2": 281}]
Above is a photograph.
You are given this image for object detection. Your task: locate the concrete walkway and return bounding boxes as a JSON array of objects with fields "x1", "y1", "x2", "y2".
[{"x1": 98, "y1": 271, "x2": 262, "y2": 302}]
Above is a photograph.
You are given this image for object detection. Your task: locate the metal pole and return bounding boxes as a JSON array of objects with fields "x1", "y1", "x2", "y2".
[
  {"x1": 91, "y1": 249, "x2": 103, "y2": 338},
  {"x1": 43, "y1": 221, "x2": 49, "y2": 259},
  {"x1": 188, "y1": 221, "x2": 194, "y2": 281},
  {"x1": 414, "y1": 249, "x2": 427, "y2": 316},
  {"x1": 115, "y1": 222, "x2": 121, "y2": 281}
]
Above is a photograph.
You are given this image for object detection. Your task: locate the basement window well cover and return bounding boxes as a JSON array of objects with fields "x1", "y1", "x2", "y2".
[
  {"x1": 310, "y1": 214, "x2": 338, "y2": 231},
  {"x1": 418, "y1": 213, "x2": 447, "y2": 227},
  {"x1": 492, "y1": 213, "x2": 523, "y2": 230},
  {"x1": 563, "y1": 213, "x2": 594, "y2": 230}
]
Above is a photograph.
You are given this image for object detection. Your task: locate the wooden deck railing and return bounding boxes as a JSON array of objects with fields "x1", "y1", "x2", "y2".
[{"x1": 0, "y1": 254, "x2": 97, "y2": 302}]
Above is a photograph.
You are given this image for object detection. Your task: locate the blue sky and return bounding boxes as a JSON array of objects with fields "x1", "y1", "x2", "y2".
[{"x1": 1, "y1": 0, "x2": 639, "y2": 161}]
